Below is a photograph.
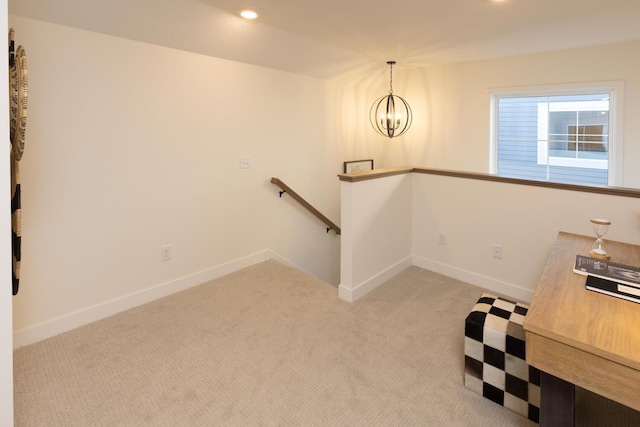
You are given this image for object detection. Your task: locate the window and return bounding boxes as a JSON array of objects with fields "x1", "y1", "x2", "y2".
[{"x1": 491, "y1": 82, "x2": 623, "y2": 186}]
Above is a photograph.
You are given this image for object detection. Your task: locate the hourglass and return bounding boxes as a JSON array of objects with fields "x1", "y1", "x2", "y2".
[{"x1": 589, "y1": 218, "x2": 611, "y2": 260}]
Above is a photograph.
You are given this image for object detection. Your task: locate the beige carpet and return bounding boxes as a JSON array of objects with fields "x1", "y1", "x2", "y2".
[{"x1": 13, "y1": 261, "x2": 640, "y2": 426}]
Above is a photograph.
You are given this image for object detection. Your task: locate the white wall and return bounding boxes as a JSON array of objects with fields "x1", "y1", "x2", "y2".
[
  {"x1": 1, "y1": 2, "x2": 13, "y2": 423},
  {"x1": 337, "y1": 40, "x2": 640, "y2": 189},
  {"x1": 10, "y1": 16, "x2": 342, "y2": 347},
  {"x1": 412, "y1": 173, "x2": 640, "y2": 302},
  {"x1": 335, "y1": 39, "x2": 640, "y2": 303},
  {"x1": 332, "y1": 65, "x2": 431, "y2": 171},
  {"x1": 415, "y1": 40, "x2": 640, "y2": 187},
  {"x1": 403, "y1": 40, "x2": 640, "y2": 300},
  {"x1": 339, "y1": 173, "x2": 412, "y2": 301},
  {"x1": 339, "y1": 171, "x2": 640, "y2": 303},
  {"x1": 11, "y1": 13, "x2": 640, "y2": 348}
]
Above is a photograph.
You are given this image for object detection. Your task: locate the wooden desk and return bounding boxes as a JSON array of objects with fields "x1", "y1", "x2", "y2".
[{"x1": 524, "y1": 232, "x2": 640, "y2": 425}]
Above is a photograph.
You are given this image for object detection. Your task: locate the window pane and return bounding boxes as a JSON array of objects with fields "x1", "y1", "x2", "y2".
[
  {"x1": 497, "y1": 97, "x2": 545, "y2": 179},
  {"x1": 549, "y1": 111, "x2": 576, "y2": 159},
  {"x1": 495, "y1": 92, "x2": 610, "y2": 186}
]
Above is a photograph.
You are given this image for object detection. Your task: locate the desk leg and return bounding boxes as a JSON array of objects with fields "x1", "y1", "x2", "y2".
[{"x1": 540, "y1": 372, "x2": 575, "y2": 426}]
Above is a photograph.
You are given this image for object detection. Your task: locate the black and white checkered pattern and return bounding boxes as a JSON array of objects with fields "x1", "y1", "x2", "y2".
[{"x1": 464, "y1": 293, "x2": 540, "y2": 423}]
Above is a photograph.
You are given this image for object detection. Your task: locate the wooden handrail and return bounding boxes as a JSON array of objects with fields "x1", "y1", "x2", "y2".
[
  {"x1": 271, "y1": 177, "x2": 341, "y2": 235},
  {"x1": 337, "y1": 166, "x2": 640, "y2": 199}
]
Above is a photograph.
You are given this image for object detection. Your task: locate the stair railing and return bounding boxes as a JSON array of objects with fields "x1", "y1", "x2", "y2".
[{"x1": 270, "y1": 177, "x2": 341, "y2": 235}]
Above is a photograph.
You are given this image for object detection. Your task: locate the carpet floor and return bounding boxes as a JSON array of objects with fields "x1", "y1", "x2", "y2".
[{"x1": 13, "y1": 261, "x2": 640, "y2": 426}]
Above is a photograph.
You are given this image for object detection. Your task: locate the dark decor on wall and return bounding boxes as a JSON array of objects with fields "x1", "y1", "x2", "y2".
[
  {"x1": 343, "y1": 159, "x2": 374, "y2": 173},
  {"x1": 9, "y1": 28, "x2": 28, "y2": 296}
]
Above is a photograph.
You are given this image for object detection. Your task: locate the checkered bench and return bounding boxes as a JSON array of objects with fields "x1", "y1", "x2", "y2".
[{"x1": 464, "y1": 293, "x2": 540, "y2": 423}]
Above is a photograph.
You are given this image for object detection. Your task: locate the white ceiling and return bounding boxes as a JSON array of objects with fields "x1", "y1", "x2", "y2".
[{"x1": 9, "y1": 0, "x2": 640, "y2": 79}]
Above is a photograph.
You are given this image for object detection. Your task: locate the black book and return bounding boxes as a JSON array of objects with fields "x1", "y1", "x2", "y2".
[
  {"x1": 573, "y1": 255, "x2": 640, "y2": 289},
  {"x1": 585, "y1": 275, "x2": 640, "y2": 304}
]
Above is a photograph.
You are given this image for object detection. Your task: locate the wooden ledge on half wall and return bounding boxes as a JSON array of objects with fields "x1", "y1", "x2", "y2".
[
  {"x1": 338, "y1": 166, "x2": 415, "y2": 182},
  {"x1": 338, "y1": 166, "x2": 640, "y2": 199}
]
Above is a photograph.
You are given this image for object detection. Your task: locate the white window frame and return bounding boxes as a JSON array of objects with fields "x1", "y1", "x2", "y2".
[
  {"x1": 537, "y1": 100, "x2": 609, "y2": 170},
  {"x1": 489, "y1": 81, "x2": 624, "y2": 186}
]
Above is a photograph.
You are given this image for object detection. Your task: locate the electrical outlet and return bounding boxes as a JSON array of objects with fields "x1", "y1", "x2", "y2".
[
  {"x1": 492, "y1": 244, "x2": 502, "y2": 259},
  {"x1": 240, "y1": 156, "x2": 250, "y2": 169},
  {"x1": 438, "y1": 232, "x2": 447, "y2": 245},
  {"x1": 161, "y1": 245, "x2": 172, "y2": 261}
]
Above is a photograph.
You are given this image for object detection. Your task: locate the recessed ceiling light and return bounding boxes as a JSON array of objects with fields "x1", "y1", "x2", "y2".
[{"x1": 240, "y1": 10, "x2": 258, "y2": 20}]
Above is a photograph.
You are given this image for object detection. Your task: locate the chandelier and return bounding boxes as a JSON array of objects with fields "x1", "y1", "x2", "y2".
[{"x1": 369, "y1": 61, "x2": 412, "y2": 138}]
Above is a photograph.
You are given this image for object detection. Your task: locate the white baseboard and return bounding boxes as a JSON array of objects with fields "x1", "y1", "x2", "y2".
[
  {"x1": 265, "y1": 250, "x2": 314, "y2": 277},
  {"x1": 13, "y1": 251, "x2": 535, "y2": 348},
  {"x1": 338, "y1": 257, "x2": 413, "y2": 302},
  {"x1": 13, "y1": 251, "x2": 269, "y2": 349},
  {"x1": 411, "y1": 255, "x2": 534, "y2": 303}
]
